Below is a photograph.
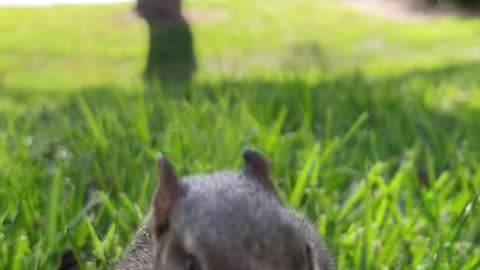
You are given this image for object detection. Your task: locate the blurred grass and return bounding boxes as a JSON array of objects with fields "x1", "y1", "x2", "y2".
[{"x1": 1, "y1": 0, "x2": 480, "y2": 269}]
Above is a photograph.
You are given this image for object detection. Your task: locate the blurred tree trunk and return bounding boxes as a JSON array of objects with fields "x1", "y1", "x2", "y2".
[{"x1": 135, "y1": 0, "x2": 196, "y2": 92}]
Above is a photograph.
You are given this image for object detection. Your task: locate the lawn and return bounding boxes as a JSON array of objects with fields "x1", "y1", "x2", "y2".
[{"x1": 1, "y1": 0, "x2": 480, "y2": 269}]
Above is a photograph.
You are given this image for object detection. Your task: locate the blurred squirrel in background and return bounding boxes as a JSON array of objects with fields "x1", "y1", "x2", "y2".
[
  {"x1": 135, "y1": 0, "x2": 196, "y2": 91},
  {"x1": 115, "y1": 150, "x2": 336, "y2": 270}
]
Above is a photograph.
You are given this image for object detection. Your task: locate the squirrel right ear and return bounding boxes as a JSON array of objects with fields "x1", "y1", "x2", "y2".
[
  {"x1": 153, "y1": 156, "x2": 182, "y2": 236},
  {"x1": 242, "y1": 149, "x2": 276, "y2": 193}
]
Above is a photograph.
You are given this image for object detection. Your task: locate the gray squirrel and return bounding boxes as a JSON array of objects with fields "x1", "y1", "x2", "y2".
[
  {"x1": 115, "y1": 150, "x2": 335, "y2": 270},
  {"x1": 135, "y1": 0, "x2": 196, "y2": 90}
]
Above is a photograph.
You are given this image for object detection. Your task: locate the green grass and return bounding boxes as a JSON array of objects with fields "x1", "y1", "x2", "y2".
[{"x1": 1, "y1": 0, "x2": 480, "y2": 269}]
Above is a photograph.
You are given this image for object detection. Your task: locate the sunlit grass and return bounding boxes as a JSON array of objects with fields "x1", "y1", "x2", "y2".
[{"x1": 1, "y1": 0, "x2": 480, "y2": 269}]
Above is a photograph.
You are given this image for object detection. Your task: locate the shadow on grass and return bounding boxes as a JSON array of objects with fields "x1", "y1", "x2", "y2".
[
  {"x1": 2, "y1": 60, "x2": 480, "y2": 269},
  {"x1": 2, "y1": 60, "x2": 480, "y2": 179}
]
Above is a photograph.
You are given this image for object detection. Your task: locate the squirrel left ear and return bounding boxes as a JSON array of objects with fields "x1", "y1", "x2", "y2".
[
  {"x1": 152, "y1": 156, "x2": 183, "y2": 237},
  {"x1": 242, "y1": 149, "x2": 276, "y2": 193}
]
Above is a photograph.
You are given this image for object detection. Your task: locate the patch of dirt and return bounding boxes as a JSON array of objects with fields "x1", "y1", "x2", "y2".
[
  {"x1": 114, "y1": 9, "x2": 140, "y2": 27},
  {"x1": 122, "y1": 7, "x2": 228, "y2": 25},
  {"x1": 340, "y1": 0, "x2": 480, "y2": 23},
  {"x1": 184, "y1": 8, "x2": 229, "y2": 24}
]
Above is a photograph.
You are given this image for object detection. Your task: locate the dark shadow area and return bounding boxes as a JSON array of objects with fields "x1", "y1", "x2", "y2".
[
  {"x1": 58, "y1": 250, "x2": 80, "y2": 270},
  {"x1": 421, "y1": 0, "x2": 480, "y2": 9},
  {"x1": 403, "y1": 0, "x2": 480, "y2": 18},
  {"x1": 344, "y1": 0, "x2": 480, "y2": 22}
]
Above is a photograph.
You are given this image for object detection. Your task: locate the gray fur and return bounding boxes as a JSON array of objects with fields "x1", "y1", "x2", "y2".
[
  {"x1": 114, "y1": 160, "x2": 335, "y2": 270},
  {"x1": 115, "y1": 225, "x2": 153, "y2": 269}
]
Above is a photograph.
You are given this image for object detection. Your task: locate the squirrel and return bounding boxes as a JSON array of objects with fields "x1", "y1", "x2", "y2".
[
  {"x1": 114, "y1": 150, "x2": 336, "y2": 270},
  {"x1": 134, "y1": 0, "x2": 196, "y2": 91}
]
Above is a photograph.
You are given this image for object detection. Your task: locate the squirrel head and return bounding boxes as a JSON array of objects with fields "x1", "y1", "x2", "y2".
[
  {"x1": 136, "y1": 0, "x2": 184, "y2": 24},
  {"x1": 149, "y1": 150, "x2": 334, "y2": 270}
]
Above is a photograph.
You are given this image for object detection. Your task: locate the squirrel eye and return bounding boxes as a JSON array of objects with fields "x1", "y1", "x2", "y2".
[{"x1": 185, "y1": 257, "x2": 201, "y2": 270}]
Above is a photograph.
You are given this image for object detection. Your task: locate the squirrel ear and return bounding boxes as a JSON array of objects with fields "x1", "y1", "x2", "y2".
[
  {"x1": 153, "y1": 156, "x2": 182, "y2": 235},
  {"x1": 242, "y1": 149, "x2": 275, "y2": 192}
]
